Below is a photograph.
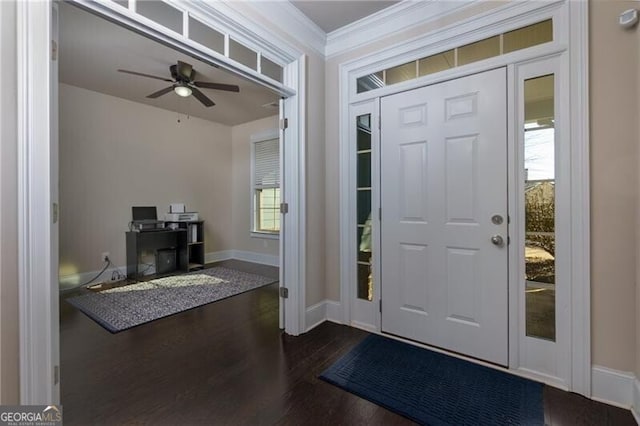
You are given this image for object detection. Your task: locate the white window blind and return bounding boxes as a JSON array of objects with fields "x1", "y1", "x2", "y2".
[
  {"x1": 251, "y1": 134, "x2": 280, "y2": 235},
  {"x1": 254, "y1": 138, "x2": 279, "y2": 188}
]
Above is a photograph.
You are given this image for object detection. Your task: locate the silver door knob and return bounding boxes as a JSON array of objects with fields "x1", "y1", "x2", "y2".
[{"x1": 491, "y1": 235, "x2": 504, "y2": 246}]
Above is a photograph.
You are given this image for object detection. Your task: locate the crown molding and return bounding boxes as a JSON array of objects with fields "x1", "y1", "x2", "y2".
[
  {"x1": 219, "y1": 1, "x2": 481, "y2": 60},
  {"x1": 240, "y1": 1, "x2": 327, "y2": 57},
  {"x1": 178, "y1": 0, "x2": 303, "y2": 62},
  {"x1": 325, "y1": 0, "x2": 479, "y2": 59}
]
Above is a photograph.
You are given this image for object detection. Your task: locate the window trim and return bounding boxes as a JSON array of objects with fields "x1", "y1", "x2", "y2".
[{"x1": 250, "y1": 129, "x2": 280, "y2": 239}]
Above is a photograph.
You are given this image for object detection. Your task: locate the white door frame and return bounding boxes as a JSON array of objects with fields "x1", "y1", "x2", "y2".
[
  {"x1": 16, "y1": 0, "x2": 57, "y2": 404},
  {"x1": 339, "y1": 0, "x2": 589, "y2": 395},
  {"x1": 16, "y1": 0, "x2": 307, "y2": 404}
]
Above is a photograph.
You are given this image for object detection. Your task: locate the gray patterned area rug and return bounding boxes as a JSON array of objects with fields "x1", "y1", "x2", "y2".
[{"x1": 66, "y1": 267, "x2": 277, "y2": 333}]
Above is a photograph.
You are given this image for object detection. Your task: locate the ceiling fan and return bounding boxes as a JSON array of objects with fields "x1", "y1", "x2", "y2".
[{"x1": 117, "y1": 60, "x2": 239, "y2": 107}]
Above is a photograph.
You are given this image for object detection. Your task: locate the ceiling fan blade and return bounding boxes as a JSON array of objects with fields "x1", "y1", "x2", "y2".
[
  {"x1": 190, "y1": 87, "x2": 215, "y2": 107},
  {"x1": 177, "y1": 61, "x2": 194, "y2": 80},
  {"x1": 118, "y1": 69, "x2": 173, "y2": 82},
  {"x1": 146, "y1": 86, "x2": 175, "y2": 99},
  {"x1": 193, "y1": 81, "x2": 240, "y2": 92}
]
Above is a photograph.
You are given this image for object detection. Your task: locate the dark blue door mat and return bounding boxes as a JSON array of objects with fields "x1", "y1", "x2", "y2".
[{"x1": 320, "y1": 334, "x2": 543, "y2": 426}]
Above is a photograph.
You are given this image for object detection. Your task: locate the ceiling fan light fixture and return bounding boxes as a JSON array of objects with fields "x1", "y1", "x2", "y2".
[{"x1": 174, "y1": 84, "x2": 192, "y2": 97}]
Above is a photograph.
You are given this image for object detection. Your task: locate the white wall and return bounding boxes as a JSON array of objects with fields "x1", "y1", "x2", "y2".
[{"x1": 59, "y1": 84, "x2": 234, "y2": 280}]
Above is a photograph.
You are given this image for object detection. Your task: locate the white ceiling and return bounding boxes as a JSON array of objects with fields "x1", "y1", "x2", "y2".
[
  {"x1": 59, "y1": 2, "x2": 281, "y2": 127},
  {"x1": 290, "y1": 0, "x2": 400, "y2": 33}
]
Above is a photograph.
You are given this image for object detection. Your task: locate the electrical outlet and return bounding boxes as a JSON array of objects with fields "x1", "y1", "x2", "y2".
[{"x1": 101, "y1": 252, "x2": 110, "y2": 263}]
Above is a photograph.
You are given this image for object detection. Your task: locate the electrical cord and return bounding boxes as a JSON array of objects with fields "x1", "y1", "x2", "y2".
[{"x1": 60, "y1": 258, "x2": 112, "y2": 293}]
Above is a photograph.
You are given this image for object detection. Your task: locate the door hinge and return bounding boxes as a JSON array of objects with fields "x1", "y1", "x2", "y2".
[
  {"x1": 279, "y1": 287, "x2": 289, "y2": 298},
  {"x1": 378, "y1": 207, "x2": 382, "y2": 221},
  {"x1": 280, "y1": 202, "x2": 289, "y2": 214},
  {"x1": 52, "y1": 202, "x2": 59, "y2": 224},
  {"x1": 379, "y1": 299, "x2": 382, "y2": 313},
  {"x1": 51, "y1": 40, "x2": 58, "y2": 61},
  {"x1": 280, "y1": 118, "x2": 288, "y2": 130},
  {"x1": 54, "y1": 365, "x2": 59, "y2": 385}
]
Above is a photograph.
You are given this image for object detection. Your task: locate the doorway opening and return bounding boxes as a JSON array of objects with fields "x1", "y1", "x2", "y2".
[{"x1": 17, "y1": 0, "x2": 306, "y2": 404}]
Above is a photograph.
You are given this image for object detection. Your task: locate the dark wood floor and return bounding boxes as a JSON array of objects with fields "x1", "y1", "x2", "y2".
[{"x1": 60, "y1": 260, "x2": 636, "y2": 425}]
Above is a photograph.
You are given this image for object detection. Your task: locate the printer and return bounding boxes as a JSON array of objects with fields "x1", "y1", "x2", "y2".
[{"x1": 164, "y1": 203, "x2": 198, "y2": 222}]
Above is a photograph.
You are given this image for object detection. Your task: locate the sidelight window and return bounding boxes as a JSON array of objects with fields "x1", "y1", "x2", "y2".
[
  {"x1": 523, "y1": 74, "x2": 556, "y2": 341},
  {"x1": 356, "y1": 114, "x2": 373, "y2": 301}
]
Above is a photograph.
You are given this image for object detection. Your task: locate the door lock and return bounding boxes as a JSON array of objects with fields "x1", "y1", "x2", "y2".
[{"x1": 490, "y1": 235, "x2": 504, "y2": 246}]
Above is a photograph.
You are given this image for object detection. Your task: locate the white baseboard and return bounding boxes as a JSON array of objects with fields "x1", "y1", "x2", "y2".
[
  {"x1": 204, "y1": 250, "x2": 234, "y2": 264},
  {"x1": 591, "y1": 365, "x2": 635, "y2": 409},
  {"x1": 326, "y1": 300, "x2": 342, "y2": 324},
  {"x1": 305, "y1": 301, "x2": 327, "y2": 332},
  {"x1": 633, "y1": 379, "x2": 640, "y2": 423},
  {"x1": 305, "y1": 299, "x2": 343, "y2": 332},
  {"x1": 350, "y1": 320, "x2": 378, "y2": 333},
  {"x1": 228, "y1": 250, "x2": 279, "y2": 267},
  {"x1": 60, "y1": 250, "x2": 278, "y2": 289}
]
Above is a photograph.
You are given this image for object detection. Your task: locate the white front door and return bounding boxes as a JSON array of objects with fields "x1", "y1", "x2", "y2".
[{"x1": 380, "y1": 68, "x2": 508, "y2": 365}]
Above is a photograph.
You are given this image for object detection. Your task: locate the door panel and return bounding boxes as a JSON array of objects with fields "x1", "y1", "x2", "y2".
[
  {"x1": 399, "y1": 142, "x2": 428, "y2": 221},
  {"x1": 445, "y1": 135, "x2": 478, "y2": 223},
  {"x1": 381, "y1": 68, "x2": 508, "y2": 365}
]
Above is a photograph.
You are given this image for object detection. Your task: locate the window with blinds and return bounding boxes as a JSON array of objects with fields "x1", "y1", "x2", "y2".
[{"x1": 252, "y1": 137, "x2": 280, "y2": 234}]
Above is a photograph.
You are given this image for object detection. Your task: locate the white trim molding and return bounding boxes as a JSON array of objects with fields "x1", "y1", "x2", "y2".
[
  {"x1": 229, "y1": 250, "x2": 279, "y2": 267},
  {"x1": 17, "y1": 0, "x2": 58, "y2": 404},
  {"x1": 325, "y1": 300, "x2": 343, "y2": 324},
  {"x1": 568, "y1": 0, "x2": 591, "y2": 397},
  {"x1": 305, "y1": 301, "x2": 327, "y2": 332},
  {"x1": 305, "y1": 300, "x2": 344, "y2": 332},
  {"x1": 326, "y1": 0, "x2": 477, "y2": 58},
  {"x1": 280, "y1": 55, "x2": 307, "y2": 336},
  {"x1": 591, "y1": 366, "x2": 635, "y2": 409},
  {"x1": 204, "y1": 250, "x2": 234, "y2": 264},
  {"x1": 233, "y1": 1, "x2": 326, "y2": 57}
]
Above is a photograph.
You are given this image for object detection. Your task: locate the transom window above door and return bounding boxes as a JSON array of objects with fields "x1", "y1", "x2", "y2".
[
  {"x1": 110, "y1": 0, "x2": 284, "y2": 83},
  {"x1": 357, "y1": 19, "x2": 553, "y2": 94}
]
